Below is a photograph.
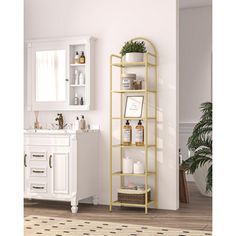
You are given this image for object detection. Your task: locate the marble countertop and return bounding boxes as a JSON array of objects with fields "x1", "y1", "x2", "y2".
[{"x1": 24, "y1": 128, "x2": 99, "y2": 135}]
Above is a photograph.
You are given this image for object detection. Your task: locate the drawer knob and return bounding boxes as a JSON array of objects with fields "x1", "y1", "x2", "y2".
[
  {"x1": 32, "y1": 186, "x2": 44, "y2": 189},
  {"x1": 32, "y1": 170, "x2": 44, "y2": 174},
  {"x1": 32, "y1": 154, "x2": 44, "y2": 158}
]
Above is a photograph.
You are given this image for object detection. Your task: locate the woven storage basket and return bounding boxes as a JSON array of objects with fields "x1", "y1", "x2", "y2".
[{"x1": 118, "y1": 188, "x2": 151, "y2": 204}]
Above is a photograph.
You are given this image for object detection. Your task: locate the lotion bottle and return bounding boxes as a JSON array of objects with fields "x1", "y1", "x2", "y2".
[
  {"x1": 79, "y1": 115, "x2": 86, "y2": 130},
  {"x1": 135, "y1": 120, "x2": 144, "y2": 146},
  {"x1": 123, "y1": 120, "x2": 132, "y2": 146}
]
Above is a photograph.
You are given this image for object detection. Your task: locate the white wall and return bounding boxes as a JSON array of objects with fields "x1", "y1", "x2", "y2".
[
  {"x1": 24, "y1": 0, "x2": 179, "y2": 210},
  {"x1": 180, "y1": 6, "x2": 212, "y2": 124},
  {"x1": 179, "y1": 7, "x2": 212, "y2": 173}
]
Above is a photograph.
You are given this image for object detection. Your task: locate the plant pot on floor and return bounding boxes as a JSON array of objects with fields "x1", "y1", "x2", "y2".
[{"x1": 124, "y1": 52, "x2": 144, "y2": 63}]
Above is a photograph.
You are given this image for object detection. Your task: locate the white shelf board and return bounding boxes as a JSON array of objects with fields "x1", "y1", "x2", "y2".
[
  {"x1": 70, "y1": 84, "x2": 86, "y2": 87},
  {"x1": 70, "y1": 63, "x2": 86, "y2": 67}
]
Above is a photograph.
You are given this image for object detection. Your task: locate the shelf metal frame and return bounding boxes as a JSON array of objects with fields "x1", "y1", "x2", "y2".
[{"x1": 109, "y1": 37, "x2": 157, "y2": 214}]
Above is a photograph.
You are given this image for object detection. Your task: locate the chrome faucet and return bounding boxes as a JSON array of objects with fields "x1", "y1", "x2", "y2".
[{"x1": 55, "y1": 113, "x2": 64, "y2": 129}]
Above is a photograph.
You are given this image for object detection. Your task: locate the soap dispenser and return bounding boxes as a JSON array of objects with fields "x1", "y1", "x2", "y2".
[
  {"x1": 123, "y1": 120, "x2": 132, "y2": 146},
  {"x1": 135, "y1": 120, "x2": 144, "y2": 146},
  {"x1": 79, "y1": 115, "x2": 86, "y2": 130}
]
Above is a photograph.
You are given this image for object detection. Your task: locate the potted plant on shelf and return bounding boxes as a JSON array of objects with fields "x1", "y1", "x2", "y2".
[
  {"x1": 182, "y1": 102, "x2": 212, "y2": 194},
  {"x1": 120, "y1": 40, "x2": 147, "y2": 62}
]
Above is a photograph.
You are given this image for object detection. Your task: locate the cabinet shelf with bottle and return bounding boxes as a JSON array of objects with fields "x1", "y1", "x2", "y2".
[
  {"x1": 109, "y1": 37, "x2": 157, "y2": 214},
  {"x1": 69, "y1": 43, "x2": 88, "y2": 108}
]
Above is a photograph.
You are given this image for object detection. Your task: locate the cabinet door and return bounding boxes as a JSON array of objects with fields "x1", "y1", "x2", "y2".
[
  {"x1": 27, "y1": 40, "x2": 69, "y2": 111},
  {"x1": 50, "y1": 147, "x2": 70, "y2": 195}
]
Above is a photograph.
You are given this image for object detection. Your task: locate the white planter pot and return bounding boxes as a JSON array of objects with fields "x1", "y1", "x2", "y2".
[
  {"x1": 193, "y1": 162, "x2": 212, "y2": 197},
  {"x1": 124, "y1": 52, "x2": 144, "y2": 63}
]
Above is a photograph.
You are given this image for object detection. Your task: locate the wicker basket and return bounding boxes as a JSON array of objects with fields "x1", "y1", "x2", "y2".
[{"x1": 118, "y1": 188, "x2": 151, "y2": 204}]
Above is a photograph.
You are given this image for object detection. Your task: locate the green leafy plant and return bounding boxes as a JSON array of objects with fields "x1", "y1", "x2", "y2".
[
  {"x1": 182, "y1": 102, "x2": 212, "y2": 192},
  {"x1": 120, "y1": 40, "x2": 147, "y2": 56}
]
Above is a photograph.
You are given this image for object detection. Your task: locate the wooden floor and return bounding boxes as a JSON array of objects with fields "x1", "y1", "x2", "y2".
[{"x1": 24, "y1": 182, "x2": 212, "y2": 231}]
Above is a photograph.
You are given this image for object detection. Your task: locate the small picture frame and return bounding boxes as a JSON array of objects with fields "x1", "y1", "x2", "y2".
[{"x1": 124, "y1": 96, "x2": 144, "y2": 118}]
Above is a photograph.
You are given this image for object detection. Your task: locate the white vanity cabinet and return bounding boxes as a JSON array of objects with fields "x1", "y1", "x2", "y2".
[
  {"x1": 24, "y1": 130, "x2": 99, "y2": 213},
  {"x1": 26, "y1": 36, "x2": 95, "y2": 111}
]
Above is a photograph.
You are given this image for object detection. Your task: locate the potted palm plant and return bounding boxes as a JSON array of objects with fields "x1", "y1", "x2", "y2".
[
  {"x1": 120, "y1": 40, "x2": 147, "y2": 62},
  {"x1": 182, "y1": 102, "x2": 212, "y2": 193}
]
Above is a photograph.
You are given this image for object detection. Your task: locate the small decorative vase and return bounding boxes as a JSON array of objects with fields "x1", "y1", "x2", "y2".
[{"x1": 124, "y1": 52, "x2": 144, "y2": 63}]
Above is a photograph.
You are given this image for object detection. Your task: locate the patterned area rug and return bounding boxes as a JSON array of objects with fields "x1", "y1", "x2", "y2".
[{"x1": 25, "y1": 215, "x2": 212, "y2": 236}]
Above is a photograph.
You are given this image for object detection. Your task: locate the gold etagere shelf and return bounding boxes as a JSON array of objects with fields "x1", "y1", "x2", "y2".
[{"x1": 109, "y1": 37, "x2": 157, "y2": 214}]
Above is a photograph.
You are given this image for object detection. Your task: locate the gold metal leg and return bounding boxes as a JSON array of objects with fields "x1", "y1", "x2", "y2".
[{"x1": 145, "y1": 53, "x2": 149, "y2": 214}]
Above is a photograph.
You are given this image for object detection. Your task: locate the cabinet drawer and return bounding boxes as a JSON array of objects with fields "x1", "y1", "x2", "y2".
[
  {"x1": 30, "y1": 168, "x2": 47, "y2": 177},
  {"x1": 30, "y1": 183, "x2": 47, "y2": 193},
  {"x1": 25, "y1": 135, "x2": 70, "y2": 146}
]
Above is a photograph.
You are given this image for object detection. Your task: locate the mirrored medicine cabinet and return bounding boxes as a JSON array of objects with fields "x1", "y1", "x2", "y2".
[{"x1": 26, "y1": 36, "x2": 95, "y2": 111}]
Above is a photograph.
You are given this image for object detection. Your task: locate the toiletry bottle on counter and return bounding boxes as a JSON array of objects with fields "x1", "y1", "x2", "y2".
[
  {"x1": 79, "y1": 51, "x2": 85, "y2": 64},
  {"x1": 74, "y1": 51, "x2": 80, "y2": 64},
  {"x1": 74, "y1": 93, "x2": 79, "y2": 105},
  {"x1": 123, "y1": 120, "x2": 132, "y2": 145},
  {"x1": 74, "y1": 116, "x2": 79, "y2": 130},
  {"x1": 135, "y1": 120, "x2": 144, "y2": 146},
  {"x1": 79, "y1": 115, "x2": 86, "y2": 130}
]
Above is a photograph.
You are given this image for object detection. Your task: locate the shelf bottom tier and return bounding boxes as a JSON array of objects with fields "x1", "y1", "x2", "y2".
[{"x1": 112, "y1": 200, "x2": 154, "y2": 208}]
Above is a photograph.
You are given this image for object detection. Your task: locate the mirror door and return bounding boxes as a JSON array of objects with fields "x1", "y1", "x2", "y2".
[
  {"x1": 36, "y1": 50, "x2": 66, "y2": 102},
  {"x1": 29, "y1": 41, "x2": 69, "y2": 110}
]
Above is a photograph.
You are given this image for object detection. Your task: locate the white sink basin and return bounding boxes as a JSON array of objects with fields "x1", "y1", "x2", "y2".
[{"x1": 24, "y1": 129, "x2": 76, "y2": 134}]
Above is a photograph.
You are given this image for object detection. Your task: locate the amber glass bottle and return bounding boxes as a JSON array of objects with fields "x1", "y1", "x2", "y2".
[
  {"x1": 135, "y1": 120, "x2": 144, "y2": 146},
  {"x1": 79, "y1": 51, "x2": 86, "y2": 64},
  {"x1": 123, "y1": 120, "x2": 132, "y2": 146}
]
